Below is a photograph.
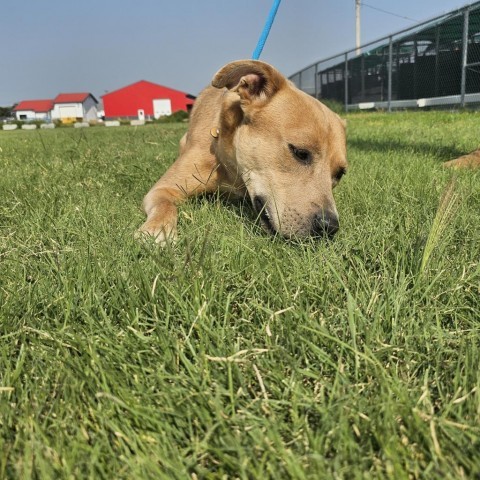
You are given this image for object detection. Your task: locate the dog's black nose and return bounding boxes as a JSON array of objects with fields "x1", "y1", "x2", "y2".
[{"x1": 311, "y1": 211, "x2": 339, "y2": 237}]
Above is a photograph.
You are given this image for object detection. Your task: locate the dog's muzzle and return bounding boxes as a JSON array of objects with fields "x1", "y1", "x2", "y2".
[{"x1": 254, "y1": 195, "x2": 339, "y2": 238}]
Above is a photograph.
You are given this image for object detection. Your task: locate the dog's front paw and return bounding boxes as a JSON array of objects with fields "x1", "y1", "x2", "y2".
[{"x1": 135, "y1": 220, "x2": 178, "y2": 246}]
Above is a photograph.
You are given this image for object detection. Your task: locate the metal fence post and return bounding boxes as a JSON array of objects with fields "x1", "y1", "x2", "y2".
[
  {"x1": 434, "y1": 26, "x2": 440, "y2": 96},
  {"x1": 344, "y1": 52, "x2": 349, "y2": 112},
  {"x1": 388, "y1": 36, "x2": 393, "y2": 112},
  {"x1": 413, "y1": 38, "x2": 418, "y2": 98},
  {"x1": 460, "y1": 7, "x2": 470, "y2": 107},
  {"x1": 360, "y1": 55, "x2": 365, "y2": 102},
  {"x1": 314, "y1": 63, "x2": 319, "y2": 99}
]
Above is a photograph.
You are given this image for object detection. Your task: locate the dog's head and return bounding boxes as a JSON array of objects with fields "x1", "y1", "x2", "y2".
[{"x1": 212, "y1": 60, "x2": 347, "y2": 238}]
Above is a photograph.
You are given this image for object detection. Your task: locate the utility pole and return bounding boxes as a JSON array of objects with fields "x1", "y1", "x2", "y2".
[{"x1": 356, "y1": 0, "x2": 361, "y2": 55}]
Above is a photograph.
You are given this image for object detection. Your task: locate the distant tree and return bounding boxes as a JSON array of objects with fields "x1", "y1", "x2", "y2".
[{"x1": 0, "y1": 105, "x2": 14, "y2": 117}]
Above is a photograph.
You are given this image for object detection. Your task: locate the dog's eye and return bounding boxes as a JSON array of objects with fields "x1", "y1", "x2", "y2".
[
  {"x1": 334, "y1": 167, "x2": 347, "y2": 183},
  {"x1": 289, "y1": 144, "x2": 312, "y2": 165}
]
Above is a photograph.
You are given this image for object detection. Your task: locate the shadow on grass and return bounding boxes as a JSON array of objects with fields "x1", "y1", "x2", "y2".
[{"x1": 348, "y1": 138, "x2": 467, "y2": 162}]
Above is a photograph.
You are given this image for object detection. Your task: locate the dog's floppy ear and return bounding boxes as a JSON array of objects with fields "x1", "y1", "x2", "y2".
[{"x1": 211, "y1": 60, "x2": 286, "y2": 105}]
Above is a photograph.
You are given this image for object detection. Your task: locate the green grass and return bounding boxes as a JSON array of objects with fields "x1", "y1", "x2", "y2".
[{"x1": 0, "y1": 112, "x2": 479, "y2": 479}]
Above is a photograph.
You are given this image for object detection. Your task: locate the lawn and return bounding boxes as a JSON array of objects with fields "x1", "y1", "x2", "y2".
[{"x1": 0, "y1": 111, "x2": 479, "y2": 479}]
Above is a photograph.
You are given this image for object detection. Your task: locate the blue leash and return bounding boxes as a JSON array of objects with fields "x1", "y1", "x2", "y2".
[{"x1": 252, "y1": 0, "x2": 282, "y2": 60}]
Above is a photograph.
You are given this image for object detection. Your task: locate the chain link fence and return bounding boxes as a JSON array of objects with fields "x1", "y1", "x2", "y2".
[{"x1": 290, "y1": 1, "x2": 480, "y2": 111}]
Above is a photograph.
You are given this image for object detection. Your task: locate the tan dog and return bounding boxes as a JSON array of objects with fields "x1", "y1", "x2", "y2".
[
  {"x1": 138, "y1": 60, "x2": 347, "y2": 243},
  {"x1": 443, "y1": 148, "x2": 480, "y2": 169}
]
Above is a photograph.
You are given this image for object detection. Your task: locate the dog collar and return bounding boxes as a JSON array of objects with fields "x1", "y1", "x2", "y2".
[{"x1": 210, "y1": 127, "x2": 219, "y2": 138}]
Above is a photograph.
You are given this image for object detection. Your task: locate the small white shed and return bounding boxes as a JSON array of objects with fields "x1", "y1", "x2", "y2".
[
  {"x1": 51, "y1": 93, "x2": 99, "y2": 122},
  {"x1": 13, "y1": 100, "x2": 53, "y2": 122}
]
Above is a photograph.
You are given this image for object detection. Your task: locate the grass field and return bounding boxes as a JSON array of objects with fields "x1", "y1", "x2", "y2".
[{"x1": 1, "y1": 111, "x2": 479, "y2": 479}]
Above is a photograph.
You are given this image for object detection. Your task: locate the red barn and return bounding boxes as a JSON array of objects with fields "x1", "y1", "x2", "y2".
[{"x1": 102, "y1": 80, "x2": 195, "y2": 120}]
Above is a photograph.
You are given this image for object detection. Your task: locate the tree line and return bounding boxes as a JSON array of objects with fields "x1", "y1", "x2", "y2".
[{"x1": 0, "y1": 106, "x2": 14, "y2": 118}]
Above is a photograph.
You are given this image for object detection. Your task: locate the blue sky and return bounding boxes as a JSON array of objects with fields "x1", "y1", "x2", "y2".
[{"x1": 1, "y1": 0, "x2": 473, "y2": 105}]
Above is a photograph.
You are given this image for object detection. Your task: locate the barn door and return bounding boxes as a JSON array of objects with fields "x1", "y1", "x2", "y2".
[{"x1": 153, "y1": 99, "x2": 172, "y2": 119}]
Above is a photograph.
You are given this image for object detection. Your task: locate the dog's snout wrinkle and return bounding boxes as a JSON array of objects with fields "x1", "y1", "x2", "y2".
[{"x1": 311, "y1": 211, "x2": 339, "y2": 238}]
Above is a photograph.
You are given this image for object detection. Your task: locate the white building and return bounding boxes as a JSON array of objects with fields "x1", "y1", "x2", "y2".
[
  {"x1": 13, "y1": 100, "x2": 53, "y2": 122},
  {"x1": 51, "y1": 93, "x2": 99, "y2": 122},
  {"x1": 13, "y1": 93, "x2": 99, "y2": 123}
]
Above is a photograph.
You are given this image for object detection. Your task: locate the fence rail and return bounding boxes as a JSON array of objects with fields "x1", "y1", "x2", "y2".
[{"x1": 289, "y1": 1, "x2": 480, "y2": 111}]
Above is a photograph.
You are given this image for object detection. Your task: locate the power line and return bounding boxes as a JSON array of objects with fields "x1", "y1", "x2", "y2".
[{"x1": 360, "y1": 2, "x2": 419, "y2": 23}]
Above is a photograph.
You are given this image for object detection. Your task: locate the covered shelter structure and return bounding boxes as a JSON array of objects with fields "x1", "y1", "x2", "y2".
[{"x1": 290, "y1": 1, "x2": 480, "y2": 110}]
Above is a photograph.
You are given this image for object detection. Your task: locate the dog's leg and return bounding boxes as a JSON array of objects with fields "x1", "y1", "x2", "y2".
[{"x1": 137, "y1": 151, "x2": 221, "y2": 244}]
